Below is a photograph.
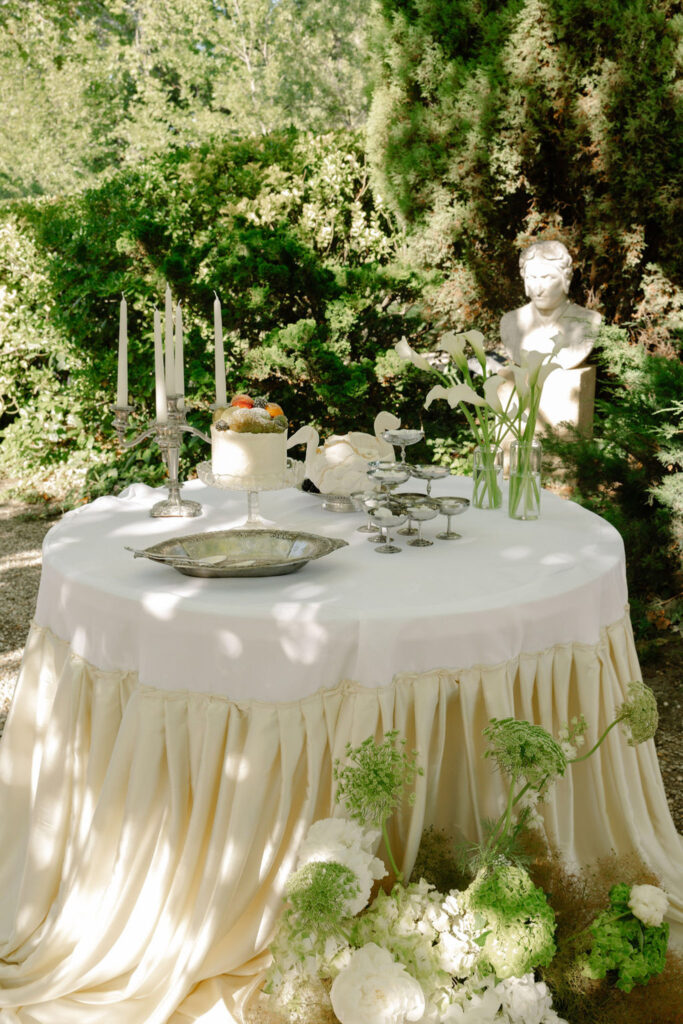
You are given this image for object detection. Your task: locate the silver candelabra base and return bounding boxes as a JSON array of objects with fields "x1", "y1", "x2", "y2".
[{"x1": 113, "y1": 396, "x2": 210, "y2": 518}]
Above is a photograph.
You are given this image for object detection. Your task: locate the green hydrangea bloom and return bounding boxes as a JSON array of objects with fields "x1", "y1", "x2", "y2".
[
  {"x1": 584, "y1": 882, "x2": 669, "y2": 992},
  {"x1": 464, "y1": 861, "x2": 557, "y2": 978}
]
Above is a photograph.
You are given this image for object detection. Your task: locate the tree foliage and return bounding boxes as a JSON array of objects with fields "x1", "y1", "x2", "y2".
[
  {"x1": 0, "y1": 130, "x2": 444, "y2": 501},
  {"x1": 0, "y1": 0, "x2": 372, "y2": 198},
  {"x1": 366, "y1": 0, "x2": 683, "y2": 344}
]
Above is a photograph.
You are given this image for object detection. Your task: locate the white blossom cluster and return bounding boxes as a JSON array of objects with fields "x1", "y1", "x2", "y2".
[{"x1": 268, "y1": 817, "x2": 569, "y2": 1024}]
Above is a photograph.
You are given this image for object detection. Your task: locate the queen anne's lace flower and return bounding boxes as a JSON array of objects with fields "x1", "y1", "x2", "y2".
[
  {"x1": 296, "y1": 817, "x2": 387, "y2": 915},
  {"x1": 330, "y1": 943, "x2": 425, "y2": 1024},
  {"x1": 628, "y1": 883, "x2": 669, "y2": 927},
  {"x1": 483, "y1": 718, "x2": 567, "y2": 792},
  {"x1": 617, "y1": 682, "x2": 659, "y2": 746}
]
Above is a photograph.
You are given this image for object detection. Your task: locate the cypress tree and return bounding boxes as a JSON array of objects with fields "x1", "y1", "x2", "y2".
[{"x1": 366, "y1": 0, "x2": 682, "y2": 346}]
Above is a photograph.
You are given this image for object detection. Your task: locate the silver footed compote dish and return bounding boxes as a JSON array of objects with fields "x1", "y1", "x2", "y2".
[
  {"x1": 126, "y1": 529, "x2": 348, "y2": 577},
  {"x1": 433, "y1": 496, "x2": 470, "y2": 540}
]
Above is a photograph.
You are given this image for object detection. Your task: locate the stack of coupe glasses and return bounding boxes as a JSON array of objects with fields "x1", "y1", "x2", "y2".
[{"x1": 350, "y1": 428, "x2": 470, "y2": 554}]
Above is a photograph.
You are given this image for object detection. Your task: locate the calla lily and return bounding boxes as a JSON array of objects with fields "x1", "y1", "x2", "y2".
[
  {"x1": 425, "y1": 384, "x2": 458, "y2": 409},
  {"x1": 445, "y1": 382, "x2": 488, "y2": 407},
  {"x1": 535, "y1": 360, "x2": 561, "y2": 389},
  {"x1": 395, "y1": 337, "x2": 433, "y2": 373},
  {"x1": 512, "y1": 366, "x2": 530, "y2": 404},
  {"x1": 438, "y1": 332, "x2": 468, "y2": 372},
  {"x1": 483, "y1": 374, "x2": 505, "y2": 413},
  {"x1": 463, "y1": 329, "x2": 487, "y2": 366},
  {"x1": 519, "y1": 350, "x2": 550, "y2": 389}
]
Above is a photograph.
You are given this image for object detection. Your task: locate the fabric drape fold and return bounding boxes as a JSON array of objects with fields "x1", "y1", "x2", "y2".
[{"x1": 0, "y1": 616, "x2": 680, "y2": 1024}]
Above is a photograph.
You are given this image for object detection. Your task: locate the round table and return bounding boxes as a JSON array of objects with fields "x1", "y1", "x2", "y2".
[{"x1": 0, "y1": 478, "x2": 679, "y2": 1024}]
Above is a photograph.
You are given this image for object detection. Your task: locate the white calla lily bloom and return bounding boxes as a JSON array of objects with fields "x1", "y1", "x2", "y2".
[
  {"x1": 463, "y1": 329, "x2": 487, "y2": 364},
  {"x1": 483, "y1": 375, "x2": 505, "y2": 413},
  {"x1": 395, "y1": 337, "x2": 433, "y2": 373},
  {"x1": 438, "y1": 332, "x2": 469, "y2": 371}
]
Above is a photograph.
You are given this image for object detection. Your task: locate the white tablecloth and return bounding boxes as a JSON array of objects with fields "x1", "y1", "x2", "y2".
[
  {"x1": 35, "y1": 478, "x2": 628, "y2": 699},
  {"x1": 0, "y1": 478, "x2": 679, "y2": 1024}
]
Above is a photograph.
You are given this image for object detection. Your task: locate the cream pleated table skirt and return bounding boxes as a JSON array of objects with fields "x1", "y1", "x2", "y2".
[{"x1": 0, "y1": 611, "x2": 680, "y2": 1024}]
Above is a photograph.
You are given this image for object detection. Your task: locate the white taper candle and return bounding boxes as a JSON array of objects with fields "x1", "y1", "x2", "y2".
[
  {"x1": 213, "y1": 292, "x2": 227, "y2": 407},
  {"x1": 175, "y1": 301, "x2": 184, "y2": 410},
  {"x1": 116, "y1": 295, "x2": 128, "y2": 406},
  {"x1": 154, "y1": 308, "x2": 167, "y2": 423},
  {"x1": 164, "y1": 284, "x2": 175, "y2": 394}
]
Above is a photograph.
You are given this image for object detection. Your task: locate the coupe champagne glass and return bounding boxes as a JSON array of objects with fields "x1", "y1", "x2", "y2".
[
  {"x1": 407, "y1": 504, "x2": 438, "y2": 547},
  {"x1": 352, "y1": 492, "x2": 385, "y2": 541},
  {"x1": 368, "y1": 507, "x2": 407, "y2": 553},
  {"x1": 381, "y1": 428, "x2": 425, "y2": 464},
  {"x1": 367, "y1": 464, "x2": 411, "y2": 495},
  {"x1": 409, "y1": 464, "x2": 449, "y2": 496},
  {"x1": 434, "y1": 496, "x2": 470, "y2": 540}
]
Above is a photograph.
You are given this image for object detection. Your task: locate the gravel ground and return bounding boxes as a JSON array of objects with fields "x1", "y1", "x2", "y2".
[{"x1": 0, "y1": 484, "x2": 681, "y2": 834}]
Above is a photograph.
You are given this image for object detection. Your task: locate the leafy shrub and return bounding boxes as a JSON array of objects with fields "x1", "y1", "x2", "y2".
[
  {"x1": 542, "y1": 325, "x2": 683, "y2": 651},
  {"x1": 0, "y1": 130, "x2": 449, "y2": 502}
]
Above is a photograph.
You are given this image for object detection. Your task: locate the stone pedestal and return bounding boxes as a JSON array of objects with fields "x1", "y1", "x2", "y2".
[{"x1": 497, "y1": 364, "x2": 596, "y2": 469}]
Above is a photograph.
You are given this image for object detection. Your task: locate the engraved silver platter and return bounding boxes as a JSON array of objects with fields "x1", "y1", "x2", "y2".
[{"x1": 127, "y1": 529, "x2": 348, "y2": 578}]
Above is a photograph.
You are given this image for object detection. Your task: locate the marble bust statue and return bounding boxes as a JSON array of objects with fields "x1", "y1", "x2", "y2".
[{"x1": 500, "y1": 241, "x2": 602, "y2": 369}]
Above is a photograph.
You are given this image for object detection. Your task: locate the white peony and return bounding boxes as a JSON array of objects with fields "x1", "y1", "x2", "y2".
[
  {"x1": 296, "y1": 818, "x2": 387, "y2": 916},
  {"x1": 330, "y1": 943, "x2": 426, "y2": 1024},
  {"x1": 628, "y1": 883, "x2": 669, "y2": 927},
  {"x1": 495, "y1": 973, "x2": 565, "y2": 1024}
]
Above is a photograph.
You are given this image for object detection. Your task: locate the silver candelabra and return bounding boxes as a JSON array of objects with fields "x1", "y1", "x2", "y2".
[{"x1": 113, "y1": 396, "x2": 210, "y2": 518}]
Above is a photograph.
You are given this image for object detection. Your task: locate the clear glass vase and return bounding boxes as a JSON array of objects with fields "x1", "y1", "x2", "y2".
[
  {"x1": 508, "y1": 439, "x2": 542, "y2": 520},
  {"x1": 472, "y1": 445, "x2": 503, "y2": 510}
]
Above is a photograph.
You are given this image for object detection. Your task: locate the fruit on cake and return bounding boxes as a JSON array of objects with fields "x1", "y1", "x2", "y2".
[{"x1": 211, "y1": 393, "x2": 289, "y2": 488}]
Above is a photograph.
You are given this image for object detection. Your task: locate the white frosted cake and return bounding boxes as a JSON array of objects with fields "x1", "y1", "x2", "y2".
[{"x1": 211, "y1": 395, "x2": 289, "y2": 489}]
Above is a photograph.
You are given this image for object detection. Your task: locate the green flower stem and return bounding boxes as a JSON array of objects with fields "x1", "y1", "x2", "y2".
[
  {"x1": 569, "y1": 718, "x2": 620, "y2": 764},
  {"x1": 381, "y1": 817, "x2": 402, "y2": 883},
  {"x1": 484, "y1": 777, "x2": 530, "y2": 858},
  {"x1": 473, "y1": 446, "x2": 502, "y2": 509}
]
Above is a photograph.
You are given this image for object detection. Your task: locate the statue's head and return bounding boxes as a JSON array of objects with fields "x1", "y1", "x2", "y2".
[{"x1": 519, "y1": 240, "x2": 573, "y2": 311}]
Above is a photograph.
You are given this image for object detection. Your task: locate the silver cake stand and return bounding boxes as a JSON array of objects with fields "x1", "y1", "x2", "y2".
[{"x1": 197, "y1": 459, "x2": 305, "y2": 527}]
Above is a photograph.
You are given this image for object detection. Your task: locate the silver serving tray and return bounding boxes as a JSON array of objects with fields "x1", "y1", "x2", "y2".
[{"x1": 127, "y1": 529, "x2": 348, "y2": 578}]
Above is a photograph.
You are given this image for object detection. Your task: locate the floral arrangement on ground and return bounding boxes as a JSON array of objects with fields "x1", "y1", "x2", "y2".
[{"x1": 245, "y1": 684, "x2": 682, "y2": 1024}]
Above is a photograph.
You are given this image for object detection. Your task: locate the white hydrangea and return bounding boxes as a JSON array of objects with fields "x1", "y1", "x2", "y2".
[
  {"x1": 495, "y1": 973, "x2": 567, "y2": 1024},
  {"x1": 296, "y1": 818, "x2": 387, "y2": 916},
  {"x1": 628, "y1": 883, "x2": 669, "y2": 928},
  {"x1": 441, "y1": 975, "x2": 501, "y2": 1023},
  {"x1": 330, "y1": 943, "x2": 426, "y2": 1024}
]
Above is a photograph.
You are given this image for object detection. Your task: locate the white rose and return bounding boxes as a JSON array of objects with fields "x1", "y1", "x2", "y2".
[
  {"x1": 330, "y1": 943, "x2": 426, "y2": 1024},
  {"x1": 495, "y1": 974, "x2": 555, "y2": 1024},
  {"x1": 628, "y1": 884, "x2": 669, "y2": 927}
]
